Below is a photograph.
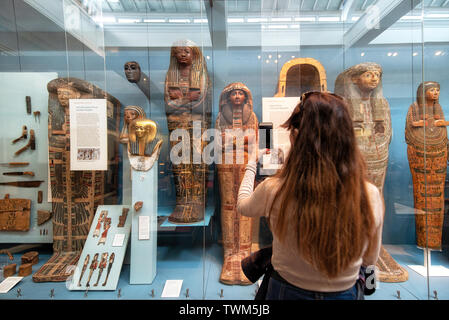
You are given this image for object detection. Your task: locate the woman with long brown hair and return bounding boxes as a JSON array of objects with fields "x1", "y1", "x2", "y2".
[{"x1": 237, "y1": 92, "x2": 384, "y2": 300}]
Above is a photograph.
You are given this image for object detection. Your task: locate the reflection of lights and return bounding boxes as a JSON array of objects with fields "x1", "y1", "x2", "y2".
[
  {"x1": 392, "y1": 52, "x2": 398, "y2": 57},
  {"x1": 294, "y1": 17, "x2": 316, "y2": 22},
  {"x1": 387, "y1": 52, "x2": 392, "y2": 56},
  {"x1": 426, "y1": 14, "x2": 449, "y2": 18},
  {"x1": 118, "y1": 18, "x2": 140, "y2": 23},
  {"x1": 271, "y1": 17, "x2": 291, "y2": 22},
  {"x1": 108, "y1": 0, "x2": 120, "y2": 2},
  {"x1": 361, "y1": 52, "x2": 365, "y2": 57},
  {"x1": 318, "y1": 16, "x2": 340, "y2": 22},
  {"x1": 291, "y1": 56, "x2": 295, "y2": 59},
  {"x1": 228, "y1": 18, "x2": 244, "y2": 23},
  {"x1": 168, "y1": 19, "x2": 191, "y2": 23},
  {"x1": 143, "y1": 19, "x2": 165, "y2": 23},
  {"x1": 94, "y1": 16, "x2": 116, "y2": 23},
  {"x1": 400, "y1": 15, "x2": 423, "y2": 21},
  {"x1": 351, "y1": 16, "x2": 360, "y2": 21},
  {"x1": 274, "y1": 60, "x2": 278, "y2": 63},
  {"x1": 435, "y1": 51, "x2": 443, "y2": 56},
  {"x1": 290, "y1": 24, "x2": 300, "y2": 29},
  {"x1": 278, "y1": 54, "x2": 281, "y2": 58},
  {"x1": 193, "y1": 19, "x2": 208, "y2": 23},
  {"x1": 206, "y1": 56, "x2": 210, "y2": 60},
  {"x1": 268, "y1": 25, "x2": 289, "y2": 29},
  {"x1": 268, "y1": 55, "x2": 272, "y2": 59},
  {"x1": 413, "y1": 52, "x2": 418, "y2": 56},
  {"x1": 266, "y1": 60, "x2": 270, "y2": 64},
  {"x1": 248, "y1": 18, "x2": 268, "y2": 23},
  {"x1": 257, "y1": 55, "x2": 261, "y2": 59}
]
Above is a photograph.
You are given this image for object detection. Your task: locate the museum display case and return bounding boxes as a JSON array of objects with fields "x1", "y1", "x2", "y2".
[{"x1": 1, "y1": 0, "x2": 449, "y2": 301}]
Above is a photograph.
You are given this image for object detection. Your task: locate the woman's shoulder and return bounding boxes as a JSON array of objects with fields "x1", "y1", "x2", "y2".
[
  {"x1": 257, "y1": 176, "x2": 282, "y2": 193},
  {"x1": 364, "y1": 181, "x2": 384, "y2": 224}
]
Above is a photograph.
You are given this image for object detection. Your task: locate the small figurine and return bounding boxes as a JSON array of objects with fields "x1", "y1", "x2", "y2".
[
  {"x1": 102, "y1": 252, "x2": 115, "y2": 287},
  {"x1": 94, "y1": 252, "x2": 108, "y2": 286},
  {"x1": 85, "y1": 253, "x2": 99, "y2": 287},
  {"x1": 93, "y1": 211, "x2": 107, "y2": 238},
  {"x1": 117, "y1": 208, "x2": 129, "y2": 228},
  {"x1": 134, "y1": 201, "x2": 143, "y2": 212},
  {"x1": 77, "y1": 254, "x2": 90, "y2": 287},
  {"x1": 98, "y1": 218, "x2": 111, "y2": 245}
]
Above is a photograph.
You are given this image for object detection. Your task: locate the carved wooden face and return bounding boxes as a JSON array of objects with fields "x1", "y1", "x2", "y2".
[
  {"x1": 124, "y1": 62, "x2": 141, "y2": 83},
  {"x1": 124, "y1": 109, "x2": 139, "y2": 124},
  {"x1": 354, "y1": 70, "x2": 380, "y2": 92},
  {"x1": 229, "y1": 89, "x2": 246, "y2": 107},
  {"x1": 174, "y1": 46, "x2": 193, "y2": 66},
  {"x1": 57, "y1": 87, "x2": 80, "y2": 108},
  {"x1": 426, "y1": 86, "x2": 440, "y2": 102}
]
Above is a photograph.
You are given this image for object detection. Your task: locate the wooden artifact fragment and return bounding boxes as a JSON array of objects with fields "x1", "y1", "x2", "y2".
[
  {"x1": 164, "y1": 40, "x2": 212, "y2": 224},
  {"x1": 12, "y1": 126, "x2": 27, "y2": 144},
  {"x1": 37, "y1": 190, "x2": 43, "y2": 203},
  {"x1": 18, "y1": 263, "x2": 32, "y2": 277},
  {"x1": 37, "y1": 210, "x2": 52, "y2": 225},
  {"x1": 21, "y1": 251, "x2": 39, "y2": 265},
  {"x1": 0, "y1": 194, "x2": 31, "y2": 231},
  {"x1": 26, "y1": 96, "x2": 32, "y2": 114},
  {"x1": 3, "y1": 171, "x2": 35, "y2": 176},
  {"x1": 0, "y1": 181, "x2": 44, "y2": 188},
  {"x1": 32, "y1": 77, "x2": 120, "y2": 283},
  {"x1": 0, "y1": 162, "x2": 29, "y2": 167},
  {"x1": 134, "y1": 201, "x2": 143, "y2": 212},
  {"x1": 216, "y1": 82, "x2": 258, "y2": 285},
  {"x1": 118, "y1": 208, "x2": 129, "y2": 227},
  {"x1": 3, "y1": 263, "x2": 16, "y2": 278}
]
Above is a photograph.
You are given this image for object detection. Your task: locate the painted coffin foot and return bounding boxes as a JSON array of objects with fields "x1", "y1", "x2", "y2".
[
  {"x1": 220, "y1": 252, "x2": 252, "y2": 286},
  {"x1": 167, "y1": 203, "x2": 204, "y2": 224},
  {"x1": 376, "y1": 246, "x2": 409, "y2": 283}
]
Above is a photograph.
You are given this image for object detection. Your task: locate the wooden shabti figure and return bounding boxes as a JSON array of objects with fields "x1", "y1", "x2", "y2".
[
  {"x1": 33, "y1": 78, "x2": 120, "y2": 282},
  {"x1": 216, "y1": 83, "x2": 258, "y2": 285},
  {"x1": 164, "y1": 39, "x2": 212, "y2": 223},
  {"x1": 405, "y1": 82, "x2": 448, "y2": 250},
  {"x1": 335, "y1": 63, "x2": 408, "y2": 283},
  {"x1": 119, "y1": 106, "x2": 146, "y2": 144}
]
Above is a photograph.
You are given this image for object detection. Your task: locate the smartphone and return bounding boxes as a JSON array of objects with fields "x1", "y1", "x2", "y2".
[{"x1": 259, "y1": 122, "x2": 273, "y2": 150}]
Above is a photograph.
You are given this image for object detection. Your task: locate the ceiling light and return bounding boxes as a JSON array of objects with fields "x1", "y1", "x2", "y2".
[
  {"x1": 194, "y1": 19, "x2": 208, "y2": 23},
  {"x1": 268, "y1": 25, "x2": 288, "y2": 29},
  {"x1": 118, "y1": 18, "x2": 140, "y2": 23},
  {"x1": 108, "y1": 0, "x2": 120, "y2": 2},
  {"x1": 319, "y1": 17, "x2": 340, "y2": 22},
  {"x1": 426, "y1": 14, "x2": 449, "y2": 19},
  {"x1": 271, "y1": 17, "x2": 291, "y2": 22},
  {"x1": 248, "y1": 18, "x2": 268, "y2": 23},
  {"x1": 93, "y1": 16, "x2": 116, "y2": 23},
  {"x1": 361, "y1": 52, "x2": 365, "y2": 57},
  {"x1": 413, "y1": 52, "x2": 418, "y2": 56},
  {"x1": 387, "y1": 52, "x2": 392, "y2": 56},
  {"x1": 392, "y1": 52, "x2": 398, "y2": 57},
  {"x1": 268, "y1": 54, "x2": 272, "y2": 59},
  {"x1": 266, "y1": 60, "x2": 270, "y2": 64},
  {"x1": 228, "y1": 18, "x2": 244, "y2": 23},
  {"x1": 168, "y1": 19, "x2": 191, "y2": 23},
  {"x1": 400, "y1": 15, "x2": 423, "y2": 21},
  {"x1": 143, "y1": 19, "x2": 165, "y2": 23},
  {"x1": 278, "y1": 54, "x2": 281, "y2": 58},
  {"x1": 435, "y1": 51, "x2": 443, "y2": 56},
  {"x1": 290, "y1": 24, "x2": 300, "y2": 29},
  {"x1": 291, "y1": 55, "x2": 295, "y2": 59},
  {"x1": 294, "y1": 17, "x2": 316, "y2": 22},
  {"x1": 257, "y1": 55, "x2": 261, "y2": 59},
  {"x1": 351, "y1": 16, "x2": 360, "y2": 21}
]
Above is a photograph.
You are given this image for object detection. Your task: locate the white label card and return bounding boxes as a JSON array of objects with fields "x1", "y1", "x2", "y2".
[
  {"x1": 161, "y1": 280, "x2": 183, "y2": 298},
  {"x1": 138, "y1": 216, "x2": 150, "y2": 240},
  {"x1": 112, "y1": 233, "x2": 125, "y2": 247},
  {"x1": 0, "y1": 277, "x2": 23, "y2": 294}
]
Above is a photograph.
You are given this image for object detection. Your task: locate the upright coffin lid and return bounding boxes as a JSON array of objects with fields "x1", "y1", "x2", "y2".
[{"x1": 274, "y1": 58, "x2": 327, "y2": 97}]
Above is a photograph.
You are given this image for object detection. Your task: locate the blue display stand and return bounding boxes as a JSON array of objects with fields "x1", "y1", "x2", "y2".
[{"x1": 130, "y1": 163, "x2": 158, "y2": 284}]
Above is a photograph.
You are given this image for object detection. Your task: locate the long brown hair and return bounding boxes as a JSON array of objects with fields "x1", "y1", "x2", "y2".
[{"x1": 270, "y1": 92, "x2": 375, "y2": 278}]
